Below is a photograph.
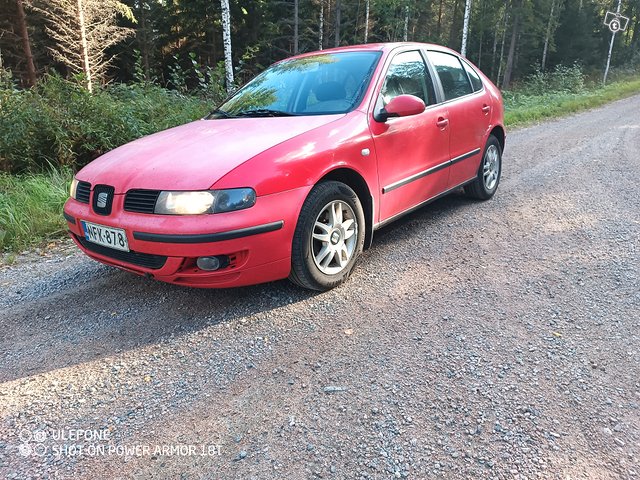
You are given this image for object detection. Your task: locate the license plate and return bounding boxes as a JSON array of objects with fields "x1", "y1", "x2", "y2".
[{"x1": 81, "y1": 221, "x2": 129, "y2": 252}]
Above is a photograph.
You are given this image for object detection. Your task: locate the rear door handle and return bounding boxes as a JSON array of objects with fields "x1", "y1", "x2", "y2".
[
  {"x1": 482, "y1": 104, "x2": 491, "y2": 114},
  {"x1": 436, "y1": 117, "x2": 449, "y2": 129}
]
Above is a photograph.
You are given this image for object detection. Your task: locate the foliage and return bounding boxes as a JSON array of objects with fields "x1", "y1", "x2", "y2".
[
  {"x1": 504, "y1": 76, "x2": 640, "y2": 126},
  {"x1": 0, "y1": 74, "x2": 212, "y2": 173},
  {"x1": 0, "y1": 169, "x2": 69, "y2": 252},
  {"x1": 2, "y1": 0, "x2": 639, "y2": 90},
  {"x1": 512, "y1": 63, "x2": 586, "y2": 96}
]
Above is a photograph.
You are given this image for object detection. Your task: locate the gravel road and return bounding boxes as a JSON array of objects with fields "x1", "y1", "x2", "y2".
[{"x1": 1, "y1": 95, "x2": 639, "y2": 480}]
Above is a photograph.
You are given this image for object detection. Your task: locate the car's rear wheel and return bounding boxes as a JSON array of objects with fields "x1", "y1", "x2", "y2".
[
  {"x1": 464, "y1": 135, "x2": 502, "y2": 200},
  {"x1": 289, "y1": 181, "x2": 365, "y2": 291}
]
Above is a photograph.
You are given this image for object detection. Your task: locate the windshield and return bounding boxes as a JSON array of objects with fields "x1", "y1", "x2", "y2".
[{"x1": 210, "y1": 51, "x2": 382, "y2": 118}]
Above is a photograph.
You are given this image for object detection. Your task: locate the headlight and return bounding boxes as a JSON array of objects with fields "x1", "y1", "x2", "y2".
[
  {"x1": 154, "y1": 189, "x2": 256, "y2": 215},
  {"x1": 70, "y1": 177, "x2": 79, "y2": 199}
]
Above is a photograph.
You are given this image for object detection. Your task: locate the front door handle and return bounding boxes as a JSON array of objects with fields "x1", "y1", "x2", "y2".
[
  {"x1": 436, "y1": 117, "x2": 449, "y2": 129},
  {"x1": 482, "y1": 104, "x2": 491, "y2": 114}
]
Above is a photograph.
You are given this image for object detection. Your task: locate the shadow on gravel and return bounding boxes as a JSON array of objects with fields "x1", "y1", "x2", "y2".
[
  {"x1": 371, "y1": 190, "x2": 474, "y2": 247},
  {"x1": 0, "y1": 271, "x2": 317, "y2": 382},
  {"x1": 0, "y1": 191, "x2": 475, "y2": 383}
]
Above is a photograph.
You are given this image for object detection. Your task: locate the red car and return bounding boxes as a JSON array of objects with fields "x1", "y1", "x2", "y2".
[{"x1": 64, "y1": 42, "x2": 505, "y2": 291}]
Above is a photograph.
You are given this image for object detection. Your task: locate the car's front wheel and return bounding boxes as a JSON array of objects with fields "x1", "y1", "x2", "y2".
[
  {"x1": 290, "y1": 181, "x2": 365, "y2": 291},
  {"x1": 464, "y1": 135, "x2": 502, "y2": 200}
]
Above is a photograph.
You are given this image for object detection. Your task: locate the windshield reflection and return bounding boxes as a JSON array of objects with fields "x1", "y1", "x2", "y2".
[{"x1": 209, "y1": 51, "x2": 382, "y2": 118}]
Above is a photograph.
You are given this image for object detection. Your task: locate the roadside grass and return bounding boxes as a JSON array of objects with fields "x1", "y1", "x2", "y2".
[
  {"x1": 1, "y1": 76, "x2": 639, "y2": 259},
  {"x1": 0, "y1": 170, "x2": 70, "y2": 258},
  {"x1": 504, "y1": 77, "x2": 640, "y2": 126}
]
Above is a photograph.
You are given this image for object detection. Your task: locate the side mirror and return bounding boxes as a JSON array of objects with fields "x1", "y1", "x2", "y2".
[{"x1": 374, "y1": 94, "x2": 426, "y2": 122}]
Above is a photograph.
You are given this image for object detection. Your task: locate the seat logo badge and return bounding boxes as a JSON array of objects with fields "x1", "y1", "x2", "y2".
[{"x1": 97, "y1": 192, "x2": 109, "y2": 208}]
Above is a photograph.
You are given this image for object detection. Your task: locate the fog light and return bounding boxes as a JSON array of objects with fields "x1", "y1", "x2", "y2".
[{"x1": 196, "y1": 256, "x2": 230, "y2": 271}]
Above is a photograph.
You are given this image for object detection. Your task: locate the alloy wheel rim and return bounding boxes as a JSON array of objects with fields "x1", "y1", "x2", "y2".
[
  {"x1": 483, "y1": 145, "x2": 500, "y2": 191},
  {"x1": 312, "y1": 200, "x2": 358, "y2": 275}
]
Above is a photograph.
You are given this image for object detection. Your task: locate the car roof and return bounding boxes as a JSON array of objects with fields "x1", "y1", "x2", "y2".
[{"x1": 285, "y1": 42, "x2": 461, "y2": 61}]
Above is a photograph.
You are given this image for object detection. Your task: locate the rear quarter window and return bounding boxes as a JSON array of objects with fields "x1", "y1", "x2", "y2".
[{"x1": 462, "y1": 60, "x2": 484, "y2": 92}]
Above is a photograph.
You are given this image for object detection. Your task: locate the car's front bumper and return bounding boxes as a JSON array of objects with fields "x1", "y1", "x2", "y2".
[{"x1": 63, "y1": 186, "x2": 312, "y2": 288}]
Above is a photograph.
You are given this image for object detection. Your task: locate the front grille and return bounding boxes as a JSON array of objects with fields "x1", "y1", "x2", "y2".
[
  {"x1": 76, "y1": 181, "x2": 91, "y2": 204},
  {"x1": 74, "y1": 234, "x2": 167, "y2": 270},
  {"x1": 124, "y1": 189, "x2": 161, "y2": 214}
]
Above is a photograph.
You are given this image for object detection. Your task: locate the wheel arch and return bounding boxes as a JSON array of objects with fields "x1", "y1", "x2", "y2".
[
  {"x1": 489, "y1": 125, "x2": 506, "y2": 152},
  {"x1": 317, "y1": 168, "x2": 375, "y2": 249}
]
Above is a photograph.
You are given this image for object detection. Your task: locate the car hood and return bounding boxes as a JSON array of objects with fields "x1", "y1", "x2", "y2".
[{"x1": 77, "y1": 115, "x2": 343, "y2": 193}]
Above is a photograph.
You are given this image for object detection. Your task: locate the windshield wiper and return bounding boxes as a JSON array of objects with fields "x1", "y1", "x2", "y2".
[
  {"x1": 207, "y1": 109, "x2": 235, "y2": 119},
  {"x1": 233, "y1": 109, "x2": 296, "y2": 117}
]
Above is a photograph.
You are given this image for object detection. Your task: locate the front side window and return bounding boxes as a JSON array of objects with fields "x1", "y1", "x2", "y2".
[
  {"x1": 212, "y1": 51, "x2": 381, "y2": 117},
  {"x1": 379, "y1": 51, "x2": 436, "y2": 106},
  {"x1": 427, "y1": 51, "x2": 474, "y2": 101}
]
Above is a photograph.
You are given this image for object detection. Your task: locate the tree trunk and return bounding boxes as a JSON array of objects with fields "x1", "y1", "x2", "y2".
[
  {"x1": 496, "y1": 10, "x2": 508, "y2": 85},
  {"x1": 77, "y1": 0, "x2": 92, "y2": 92},
  {"x1": 632, "y1": 15, "x2": 640, "y2": 48},
  {"x1": 335, "y1": 0, "x2": 341, "y2": 47},
  {"x1": 138, "y1": 1, "x2": 151, "y2": 80},
  {"x1": 364, "y1": 0, "x2": 369, "y2": 43},
  {"x1": 461, "y1": 0, "x2": 472, "y2": 56},
  {"x1": 490, "y1": 17, "x2": 500, "y2": 77},
  {"x1": 403, "y1": 4, "x2": 409, "y2": 41},
  {"x1": 449, "y1": 0, "x2": 461, "y2": 47},
  {"x1": 15, "y1": 0, "x2": 37, "y2": 87},
  {"x1": 436, "y1": 0, "x2": 444, "y2": 39},
  {"x1": 220, "y1": 0, "x2": 234, "y2": 92},
  {"x1": 541, "y1": 0, "x2": 555, "y2": 71},
  {"x1": 319, "y1": 0, "x2": 324, "y2": 50},
  {"x1": 502, "y1": 8, "x2": 519, "y2": 90},
  {"x1": 293, "y1": 0, "x2": 299, "y2": 54},
  {"x1": 477, "y1": 0, "x2": 485, "y2": 66}
]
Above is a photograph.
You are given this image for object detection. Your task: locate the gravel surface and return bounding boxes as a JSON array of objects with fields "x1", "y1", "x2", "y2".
[{"x1": 1, "y1": 96, "x2": 639, "y2": 479}]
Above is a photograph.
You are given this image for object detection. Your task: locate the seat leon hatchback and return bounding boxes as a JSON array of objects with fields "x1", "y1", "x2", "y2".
[{"x1": 64, "y1": 42, "x2": 505, "y2": 291}]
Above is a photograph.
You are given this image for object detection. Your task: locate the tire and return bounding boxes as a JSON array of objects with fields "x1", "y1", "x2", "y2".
[
  {"x1": 464, "y1": 135, "x2": 502, "y2": 200},
  {"x1": 289, "y1": 181, "x2": 365, "y2": 291}
]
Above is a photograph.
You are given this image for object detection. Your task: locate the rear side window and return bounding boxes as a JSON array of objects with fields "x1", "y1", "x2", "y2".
[
  {"x1": 462, "y1": 60, "x2": 483, "y2": 92},
  {"x1": 427, "y1": 51, "x2": 473, "y2": 101},
  {"x1": 380, "y1": 51, "x2": 437, "y2": 106}
]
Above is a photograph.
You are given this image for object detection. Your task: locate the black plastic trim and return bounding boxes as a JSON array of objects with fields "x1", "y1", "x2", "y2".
[
  {"x1": 63, "y1": 211, "x2": 76, "y2": 225},
  {"x1": 375, "y1": 177, "x2": 477, "y2": 229},
  {"x1": 74, "y1": 234, "x2": 167, "y2": 270},
  {"x1": 450, "y1": 148, "x2": 481, "y2": 166},
  {"x1": 382, "y1": 148, "x2": 481, "y2": 194},
  {"x1": 133, "y1": 221, "x2": 284, "y2": 244}
]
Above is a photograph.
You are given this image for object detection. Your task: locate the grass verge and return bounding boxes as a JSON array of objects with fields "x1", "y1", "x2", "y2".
[
  {"x1": 504, "y1": 77, "x2": 640, "y2": 127},
  {"x1": 1, "y1": 77, "x2": 639, "y2": 259},
  {"x1": 0, "y1": 170, "x2": 70, "y2": 259}
]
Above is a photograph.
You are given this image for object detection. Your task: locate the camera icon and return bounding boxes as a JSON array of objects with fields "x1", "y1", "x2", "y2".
[{"x1": 604, "y1": 11, "x2": 629, "y2": 33}]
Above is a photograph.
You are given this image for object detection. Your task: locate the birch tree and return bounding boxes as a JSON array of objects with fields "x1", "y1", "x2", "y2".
[
  {"x1": 220, "y1": 0, "x2": 234, "y2": 92},
  {"x1": 461, "y1": 0, "x2": 472, "y2": 56},
  {"x1": 402, "y1": 4, "x2": 409, "y2": 41},
  {"x1": 318, "y1": 0, "x2": 324, "y2": 50},
  {"x1": 363, "y1": 0, "x2": 370, "y2": 43},
  {"x1": 36, "y1": 0, "x2": 134, "y2": 92}
]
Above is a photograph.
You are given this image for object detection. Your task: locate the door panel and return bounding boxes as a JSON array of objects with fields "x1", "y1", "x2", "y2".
[
  {"x1": 427, "y1": 51, "x2": 491, "y2": 187},
  {"x1": 370, "y1": 50, "x2": 451, "y2": 222},
  {"x1": 447, "y1": 93, "x2": 489, "y2": 185},
  {"x1": 371, "y1": 108, "x2": 450, "y2": 221}
]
